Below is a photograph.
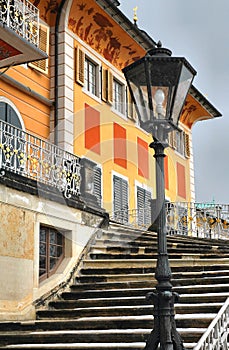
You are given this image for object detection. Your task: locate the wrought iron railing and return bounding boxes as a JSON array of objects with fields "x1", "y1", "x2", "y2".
[
  {"x1": 193, "y1": 297, "x2": 229, "y2": 350},
  {"x1": 110, "y1": 207, "x2": 151, "y2": 229},
  {"x1": 111, "y1": 202, "x2": 229, "y2": 239},
  {"x1": 0, "y1": 0, "x2": 39, "y2": 47},
  {"x1": 167, "y1": 202, "x2": 229, "y2": 240},
  {"x1": 0, "y1": 120, "x2": 81, "y2": 198}
]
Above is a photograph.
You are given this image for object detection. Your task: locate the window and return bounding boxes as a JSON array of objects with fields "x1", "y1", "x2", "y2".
[
  {"x1": 39, "y1": 226, "x2": 65, "y2": 282},
  {"x1": 113, "y1": 79, "x2": 124, "y2": 114},
  {"x1": 176, "y1": 130, "x2": 185, "y2": 156},
  {"x1": 85, "y1": 57, "x2": 99, "y2": 96},
  {"x1": 113, "y1": 175, "x2": 129, "y2": 223},
  {"x1": 168, "y1": 130, "x2": 190, "y2": 158},
  {"x1": 0, "y1": 102, "x2": 22, "y2": 129}
]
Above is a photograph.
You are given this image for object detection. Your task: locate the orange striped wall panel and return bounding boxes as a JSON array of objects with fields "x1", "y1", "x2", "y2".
[
  {"x1": 113, "y1": 123, "x2": 127, "y2": 169},
  {"x1": 177, "y1": 162, "x2": 186, "y2": 199},
  {"x1": 137, "y1": 137, "x2": 149, "y2": 179},
  {"x1": 85, "y1": 103, "x2": 100, "y2": 154}
]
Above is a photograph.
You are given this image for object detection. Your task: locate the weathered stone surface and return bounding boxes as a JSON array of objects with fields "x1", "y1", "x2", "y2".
[{"x1": 0, "y1": 204, "x2": 34, "y2": 259}]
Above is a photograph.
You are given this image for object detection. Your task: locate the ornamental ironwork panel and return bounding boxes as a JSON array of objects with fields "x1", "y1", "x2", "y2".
[
  {"x1": 0, "y1": 0, "x2": 39, "y2": 47},
  {"x1": 166, "y1": 202, "x2": 229, "y2": 240},
  {"x1": 0, "y1": 120, "x2": 81, "y2": 198},
  {"x1": 110, "y1": 202, "x2": 229, "y2": 239},
  {"x1": 193, "y1": 297, "x2": 229, "y2": 350}
]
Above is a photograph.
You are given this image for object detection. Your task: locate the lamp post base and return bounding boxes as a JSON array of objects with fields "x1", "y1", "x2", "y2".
[{"x1": 144, "y1": 291, "x2": 185, "y2": 350}]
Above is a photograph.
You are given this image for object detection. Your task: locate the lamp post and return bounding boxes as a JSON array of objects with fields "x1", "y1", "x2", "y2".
[{"x1": 122, "y1": 42, "x2": 196, "y2": 350}]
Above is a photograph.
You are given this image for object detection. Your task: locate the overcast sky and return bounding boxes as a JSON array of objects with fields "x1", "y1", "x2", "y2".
[{"x1": 119, "y1": 0, "x2": 229, "y2": 204}]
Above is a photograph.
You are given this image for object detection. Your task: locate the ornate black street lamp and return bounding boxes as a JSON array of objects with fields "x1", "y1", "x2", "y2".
[{"x1": 123, "y1": 42, "x2": 196, "y2": 350}]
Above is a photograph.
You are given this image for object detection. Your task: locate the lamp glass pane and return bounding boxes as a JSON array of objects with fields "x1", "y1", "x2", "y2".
[
  {"x1": 124, "y1": 60, "x2": 151, "y2": 124},
  {"x1": 129, "y1": 81, "x2": 150, "y2": 123},
  {"x1": 171, "y1": 64, "x2": 194, "y2": 125},
  {"x1": 148, "y1": 60, "x2": 182, "y2": 122}
]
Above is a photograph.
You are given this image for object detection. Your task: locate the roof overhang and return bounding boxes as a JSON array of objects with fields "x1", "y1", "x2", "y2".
[
  {"x1": 0, "y1": 23, "x2": 47, "y2": 69},
  {"x1": 95, "y1": 0, "x2": 156, "y2": 50},
  {"x1": 180, "y1": 85, "x2": 222, "y2": 128}
]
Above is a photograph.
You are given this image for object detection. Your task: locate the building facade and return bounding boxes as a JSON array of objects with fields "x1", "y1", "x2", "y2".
[{"x1": 0, "y1": 0, "x2": 221, "y2": 320}]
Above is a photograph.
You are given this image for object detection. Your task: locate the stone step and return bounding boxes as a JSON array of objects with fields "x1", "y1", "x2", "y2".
[
  {"x1": 48, "y1": 293, "x2": 228, "y2": 308},
  {"x1": 68, "y1": 284, "x2": 229, "y2": 303},
  {"x1": 82, "y1": 258, "x2": 229, "y2": 270},
  {"x1": 79, "y1": 263, "x2": 229, "y2": 278},
  {"x1": 92, "y1": 245, "x2": 229, "y2": 255},
  {"x1": 77, "y1": 268, "x2": 229, "y2": 281},
  {"x1": 98, "y1": 231, "x2": 157, "y2": 242},
  {"x1": 60, "y1": 283, "x2": 229, "y2": 301},
  {"x1": 76, "y1": 268, "x2": 229, "y2": 283},
  {"x1": 72, "y1": 273, "x2": 229, "y2": 289},
  {"x1": 0, "y1": 314, "x2": 215, "y2": 332},
  {"x1": 97, "y1": 231, "x2": 226, "y2": 250},
  {"x1": 93, "y1": 239, "x2": 225, "y2": 251},
  {"x1": 95, "y1": 231, "x2": 229, "y2": 246},
  {"x1": 76, "y1": 273, "x2": 153, "y2": 283},
  {"x1": 89, "y1": 252, "x2": 228, "y2": 260},
  {"x1": 47, "y1": 300, "x2": 222, "y2": 315},
  {"x1": 0, "y1": 327, "x2": 206, "y2": 345},
  {"x1": 76, "y1": 271, "x2": 229, "y2": 290},
  {"x1": 0, "y1": 341, "x2": 196, "y2": 349},
  {"x1": 108, "y1": 224, "x2": 229, "y2": 247}
]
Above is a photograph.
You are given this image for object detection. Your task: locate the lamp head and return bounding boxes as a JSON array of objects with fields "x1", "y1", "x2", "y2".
[{"x1": 123, "y1": 44, "x2": 196, "y2": 141}]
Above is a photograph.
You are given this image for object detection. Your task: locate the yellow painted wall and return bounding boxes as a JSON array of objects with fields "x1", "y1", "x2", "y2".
[{"x1": 70, "y1": 0, "x2": 193, "y2": 213}]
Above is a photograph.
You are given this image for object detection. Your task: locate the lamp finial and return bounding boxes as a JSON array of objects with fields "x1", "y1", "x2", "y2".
[{"x1": 133, "y1": 6, "x2": 138, "y2": 25}]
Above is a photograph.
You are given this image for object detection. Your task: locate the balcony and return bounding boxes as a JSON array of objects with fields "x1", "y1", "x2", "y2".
[
  {"x1": 0, "y1": 120, "x2": 81, "y2": 199},
  {"x1": 0, "y1": 0, "x2": 47, "y2": 68}
]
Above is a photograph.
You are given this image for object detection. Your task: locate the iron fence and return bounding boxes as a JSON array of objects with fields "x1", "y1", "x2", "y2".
[
  {"x1": 111, "y1": 202, "x2": 229, "y2": 239},
  {"x1": 0, "y1": 0, "x2": 39, "y2": 47},
  {"x1": 0, "y1": 120, "x2": 81, "y2": 198}
]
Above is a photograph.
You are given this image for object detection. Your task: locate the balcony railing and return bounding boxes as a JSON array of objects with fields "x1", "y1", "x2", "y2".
[
  {"x1": 111, "y1": 202, "x2": 229, "y2": 239},
  {"x1": 167, "y1": 202, "x2": 229, "y2": 239},
  {"x1": 111, "y1": 207, "x2": 151, "y2": 229},
  {"x1": 193, "y1": 297, "x2": 229, "y2": 350},
  {"x1": 0, "y1": 0, "x2": 39, "y2": 47},
  {"x1": 0, "y1": 120, "x2": 81, "y2": 199}
]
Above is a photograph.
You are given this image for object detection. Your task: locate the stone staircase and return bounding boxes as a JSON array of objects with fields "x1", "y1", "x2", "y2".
[{"x1": 0, "y1": 223, "x2": 229, "y2": 349}]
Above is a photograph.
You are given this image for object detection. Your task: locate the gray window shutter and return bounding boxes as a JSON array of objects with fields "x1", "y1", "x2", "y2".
[
  {"x1": 137, "y1": 186, "x2": 151, "y2": 226},
  {"x1": 93, "y1": 166, "x2": 102, "y2": 207},
  {"x1": 113, "y1": 175, "x2": 128, "y2": 223}
]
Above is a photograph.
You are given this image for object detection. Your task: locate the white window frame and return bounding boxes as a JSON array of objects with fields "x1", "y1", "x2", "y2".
[
  {"x1": 112, "y1": 77, "x2": 126, "y2": 117},
  {"x1": 83, "y1": 54, "x2": 100, "y2": 100}
]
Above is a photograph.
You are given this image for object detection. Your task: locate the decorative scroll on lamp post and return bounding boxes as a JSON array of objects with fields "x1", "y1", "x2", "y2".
[{"x1": 122, "y1": 42, "x2": 196, "y2": 350}]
